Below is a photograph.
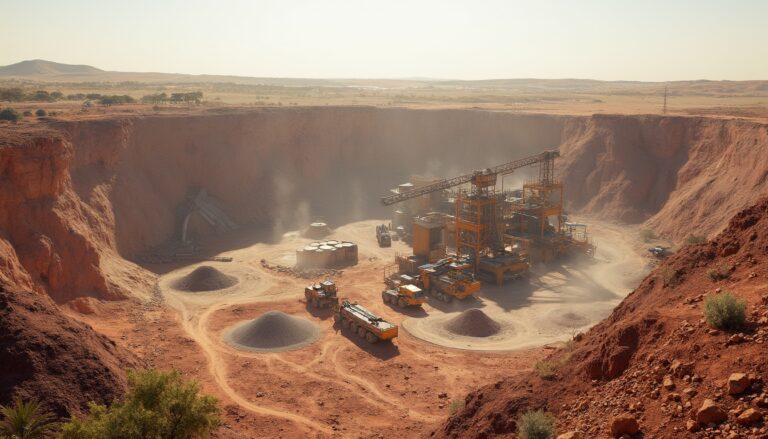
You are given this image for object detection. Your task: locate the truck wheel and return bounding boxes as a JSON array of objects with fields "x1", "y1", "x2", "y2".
[
  {"x1": 312, "y1": 298, "x2": 319, "y2": 309},
  {"x1": 333, "y1": 313, "x2": 341, "y2": 323},
  {"x1": 366, "y1": 332, "x2": 378, "y2": 344},
  {"x1": 341, "y1": 319, "x2": 350, "y2": 329},
  {"x1": 357, "y1": 327, "x2": 366, "y2": 338},
  {"x1": 381, "y1": 293, "x2": 389, "y2": 304},
  {"x1": 443, "y1": 294, "x2": 452, "y2": 303},
  {"x1": 397, "y1": 298, "x2": 407, "y2": 308}
]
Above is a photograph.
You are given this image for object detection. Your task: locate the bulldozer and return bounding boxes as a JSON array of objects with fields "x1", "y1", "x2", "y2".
[
  {"x1": 382, "y1": 284, "x2": 426, "y2": 308},
  {"x1": 304, "y1": 280, "x2": 339, "y2": 309}
]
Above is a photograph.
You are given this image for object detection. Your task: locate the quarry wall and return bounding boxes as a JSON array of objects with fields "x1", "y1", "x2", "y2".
[{"x1": 0, "y1": 108, "x2": 765, "y2": 302}]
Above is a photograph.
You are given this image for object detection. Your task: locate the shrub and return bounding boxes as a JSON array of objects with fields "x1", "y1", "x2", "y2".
[
  {"x1": 0, "y1": 398, "x2": 57, "y2": 439},
  {"x1": 35, "y1": 109, "x2": 46, "y2": 117},
  {"x1": 640, "y1": 229, "x2": 657, "y2": 242},
  {"x1": 61, "y1": 369, "x2": 220, "y2": 438},
  {"x1": 707, "y1": 263, "x2": 732, "y2": 281},
  {"x1": 704, "y1": 291, "x2": 746, "y2": 330},
  {"x1": 22, "y1": 110, "x2": 33, "y2": 117},
  {"x1": 661, "y1": 266, "x2": 681, "y2": 288},
  {"x1": 0, "y1": 108, "x2": 21, "y2": 122},
  {"x1": 684, "y1": 234, "x2": 707, "y2": 245},
  {"x1": 534, "y1": 360, "x2": 555, "y2": 380},
  {"x1": 449, "y1": 399, "x2": 465, "y2": 415},
  {"x1": 518, "y1": 410, "x2": 556, "y2": 439}
]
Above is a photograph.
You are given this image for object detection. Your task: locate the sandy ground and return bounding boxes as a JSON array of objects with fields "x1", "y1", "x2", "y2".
[
  {"x1": 125, "y1": 218, "x2": 649, "y2": 437},
  {"x1": 403, "y1": 219, "x2": 649, "y2": 351}
]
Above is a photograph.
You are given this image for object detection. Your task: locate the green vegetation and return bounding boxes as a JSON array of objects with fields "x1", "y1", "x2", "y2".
[
  {"x1": 707, "y1": 263, "x2": 733, "y2": 281},
  {"x1": 22, "y1": 110, "x2": 33, "y2": 117},
  {"x1": 534, "y1": 360, "x2": 556, "y2": 380},
  {"x1": 518, "y1": 410, "x2": 556, "y2": 439},
  {"x1": 704, "y1": 291, "x2": 746, "y2": 330},
  {"x1": 639, "y1": 229, "x2": 657, "y2": 242},
  {"x1": 0, "y1": 398, "x2": 57, "y2": 439},
  {"x1": 35, "y1": 109, "x2": 46, "y2": 117},
  {"x1": 684, "y1": 234, "x2": 707, "y2": 245},
  {"x1": 169, "y1": 92, "x2": 203, "y2": 104},
  {"x1": 0, "y1": 108, "x2": 22, "y2": 122},
  {"x1": 141, "y1": 93, "x2": 168, "y2": 104},
  {"x1": 449, "y1": 399, "x2": 465, "y2": 415},
  {"x1": 661, "y1": 266, "x2": 681, "y2": 287},
  {"x1": 97, "y1": 95, "x2": 136, "y2": 106},
  {"x1": 61, "y1": 369, "x2": 220, "y2": 439}
]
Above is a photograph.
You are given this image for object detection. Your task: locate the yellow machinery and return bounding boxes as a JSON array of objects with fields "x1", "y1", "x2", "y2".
[
  {"x1": 304, "y1": 280, "x2": 340, "y2": 309},
  {"x1": 334, "y1": 300, "x2": 398, "y2": 343},
  {"x1": 417, "y1": 257, "x2": 481, "y2": 303},
  {"x1": 382, "y1": 284, "x2": 426, "y2": 308}
]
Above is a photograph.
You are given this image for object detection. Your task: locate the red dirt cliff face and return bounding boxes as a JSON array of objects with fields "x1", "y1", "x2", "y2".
[
  {"x1": 0, "y1": 284, "x2": 138, "y2": 417},
  {"x1": 559, "y1": 115, "x2": 768, "y2": 240}
]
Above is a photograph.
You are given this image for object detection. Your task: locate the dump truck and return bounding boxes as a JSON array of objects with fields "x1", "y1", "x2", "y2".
[
  {"x1": 376, "y1": 224, "x2": 392, "y2": 247},
  {"x1": 304, "y1": 280, "x2": 339, "y2": 309},
  {"x1": 334, "y1": 300, "x2": 398, "y2": 343},
  {"x1": 382, "y1": 284, "x2": 426, "y2": 308},
  {"x1": 417, "y1": 257, "x2": 481, "y2": 303}
]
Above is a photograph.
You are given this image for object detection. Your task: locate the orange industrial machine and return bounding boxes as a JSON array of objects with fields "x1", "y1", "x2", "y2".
[
  {"x1": 381, "y1": 150, "x2": 594, "y2": 276},
  {"x1": 416, "y1": 256, "x2": 481, "y2": 303},
  {"x1": 334, "y1": 300, "x2": 398, "y2": 343}
]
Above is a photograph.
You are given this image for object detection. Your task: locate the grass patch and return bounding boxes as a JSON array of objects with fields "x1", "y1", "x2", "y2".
[
  {"x1": 518, "y1": 410, "x2": 556, "y2": 439},
  {"x1": 684, "y1": 234, "x2": 707, "y2": 245},
  {"x1": 707, "y1": 263, "x2": 733, "y2": 281},
  {"x1": 534, "y1": 360, "x2": 556, "y2": 380},
  {"x1": 661, "y1": 266, "x2": 681, "y2": 287},
  {"x1": 449, "y1": 399, "x2": 465, "y2": 415},
  {"x1": 704, "y1": 291, "x2": 746, "y2": 330}
]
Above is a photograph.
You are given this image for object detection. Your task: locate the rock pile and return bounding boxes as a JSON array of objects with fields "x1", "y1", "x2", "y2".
[{"x1": 172, "y1": 265, "x2": 238, "y2": 292}]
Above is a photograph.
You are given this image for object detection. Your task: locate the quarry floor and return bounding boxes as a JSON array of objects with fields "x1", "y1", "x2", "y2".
[{"x1": 72, "y1": 218, "x2": 654, "y2": 438}]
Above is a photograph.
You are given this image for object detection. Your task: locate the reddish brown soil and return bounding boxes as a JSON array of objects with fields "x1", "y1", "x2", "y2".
[
  {"x1": 439, "y1": 198, "x2": 768, "y2": 438},
  {"x1": 0, "y1": 285, "x2": 138, "y2": 417}
]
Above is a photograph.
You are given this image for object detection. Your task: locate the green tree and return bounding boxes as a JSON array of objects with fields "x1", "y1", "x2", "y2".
[
  {"x1": 35, "y1": 109, "x2": 46, "y2": 117},
  {"x1": 0, "y1": 108, "x2": 22, "y2": 122},
  {"x1": 0, "y1": 398, "x2": 57, "y2": 439},
  {"x1": 0, "y1": 88, "x2": 25, "y2": 102},
  {"x1": 61, "y1": 369, "x2": 220, "y2": 439}
]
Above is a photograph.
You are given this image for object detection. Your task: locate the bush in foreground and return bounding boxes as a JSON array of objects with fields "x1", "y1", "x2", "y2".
[
  {"x1": 61, "y1": 369, "x2": 220, "y2": 439},
  {"x1": 684, "y1": 234, "x2": 707, "y2": 245},
  {"x1": 0, "y1": 398, "x2": 57, "y2": 439},
  {"x1": 534, "y1": 360, "x2": 555, "y2": 380},
  {"x1": 704, "y1": 291, "x2": 746, "y2": 330},
  {"x1": 518, "y1": 410, "x2": 556, "y2": 439}
]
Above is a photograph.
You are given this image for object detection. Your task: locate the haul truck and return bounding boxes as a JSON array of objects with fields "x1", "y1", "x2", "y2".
[
  {"x1": 304, "y1": 280, "x2": 339, "y2": 309},
  {"x1": 334, "y1": 300, "x2": 398, "y2": 343},
  {"x1": 418, "y1": 257, "x2": 481, "y2": 303},
  {"x1": 382, "y1": 284, "x2": 426, "y2": 308},
  {"x1": 376, "y1": 224, "x2": 392, "y2": 247}
]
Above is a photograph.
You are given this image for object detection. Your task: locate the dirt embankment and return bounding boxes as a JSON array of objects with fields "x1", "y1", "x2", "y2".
[
  {"x1": 2, "y1": 109, "x2": 765, "y2": 305},
  {"x1": 559, "y1": 115, "x2": 768, "y2": 241},
  {"x1": 439, "y1": 198, "x2": 768, "y2": 438},
  {"x1": 0, "y1": 284, "x2": 138, "y2": 416}
]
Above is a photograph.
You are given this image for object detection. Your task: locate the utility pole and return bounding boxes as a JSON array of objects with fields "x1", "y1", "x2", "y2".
[{"x1": 663, "y1": 85, "x2": 668, "y2": 114}]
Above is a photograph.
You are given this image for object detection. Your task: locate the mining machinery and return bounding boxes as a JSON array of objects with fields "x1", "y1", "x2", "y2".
[{"x1": 381, "y1": 150, "x2": 594, "y2": 279}]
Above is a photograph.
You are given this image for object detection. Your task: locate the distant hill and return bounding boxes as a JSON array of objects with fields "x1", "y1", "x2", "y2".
[{"x1": 0, "y1": 59, "x2": 103, "y2": 76}]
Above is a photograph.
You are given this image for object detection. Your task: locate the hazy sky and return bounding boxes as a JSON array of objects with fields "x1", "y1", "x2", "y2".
[{"x1": 2, "y1": 0, "x2": 767, "y2": 81}]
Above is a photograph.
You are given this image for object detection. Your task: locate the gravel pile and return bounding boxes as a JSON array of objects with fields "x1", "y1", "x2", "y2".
[
  {"x1": 224, "y1": 311, "x2": 320, "y2": 352},
  {"x1": 444, "y1": 308, "x2": 501, "y2": 337},
  {"x1": 172, "y1": 266, "x2": 238, "y2": 292}
]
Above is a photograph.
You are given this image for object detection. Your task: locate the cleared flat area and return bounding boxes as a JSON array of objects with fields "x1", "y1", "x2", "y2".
[{"x1": 148, "y1": 218, "x2": 651, "y2": 436}]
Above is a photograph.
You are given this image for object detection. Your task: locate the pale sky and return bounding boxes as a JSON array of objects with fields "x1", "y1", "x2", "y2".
[{"x1": 2, "y1": 0, "x2": 767, "y2": 81}]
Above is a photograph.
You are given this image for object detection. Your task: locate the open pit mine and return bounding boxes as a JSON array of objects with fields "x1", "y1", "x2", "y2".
[{"x1": 1, "y1": 107, "x2": 767, "y2": 437}]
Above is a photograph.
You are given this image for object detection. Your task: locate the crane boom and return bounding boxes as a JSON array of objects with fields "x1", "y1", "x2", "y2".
[{"x1": 380, "y1": 150, "x2": 559, "y2": 206}]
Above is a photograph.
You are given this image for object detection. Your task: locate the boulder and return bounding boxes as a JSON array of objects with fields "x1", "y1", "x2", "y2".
[
  {"x1": 696, "y1": 399, "x2": 727, "y2": 424},
  {"x1": 610, "y1": 413, "x2": 639, "y2": 437},
  {"x1": 728, "y1": 372, "x2": 751, "y2": 395},
  {"x1": 736, "y1": 408, "x2": 763, "y2": 425}
]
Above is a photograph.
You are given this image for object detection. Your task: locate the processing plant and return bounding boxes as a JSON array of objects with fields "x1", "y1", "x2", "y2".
[{"x1": 381, "y1": 150, "x2": 595, "y2": 287}]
